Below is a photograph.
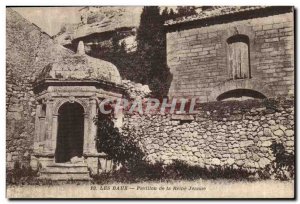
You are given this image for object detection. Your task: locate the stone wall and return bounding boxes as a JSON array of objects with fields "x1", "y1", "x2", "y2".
[
  {"x1": 122, "y1": 80, "x2": 151, "y2": 99},
  {"x1": 6, "y1": 8, "x2": 72, "y2": 168},
  {"x1": 122, "y1": 98, "x2": 294, "y2": 171},
  {"x1": 167, "y1": 10, "x2": 294, "y2": 102}
]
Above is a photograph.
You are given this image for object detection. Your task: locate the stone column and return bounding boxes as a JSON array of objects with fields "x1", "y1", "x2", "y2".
[
  {"x1": 34, "y1": 104, "x2": 41, "y2": 151},
  {"x1": 85, "y1": 97, "x2": 100, "y2": 175},
  {"x1": 83, "y1": 113, "x2": 90, "y2": 154},
  {"x1": 44, "y1": 97, "x2": 54, "y2": 153},
  {"x1": 39, "y1": 118, "x2": 46, "y2": 142},
  {"x1": 88, "y1": 97, "x2": 98, "y2": 154},
  {"x1": 51, "y1": 114, "x2": 58, "y2": 153}
]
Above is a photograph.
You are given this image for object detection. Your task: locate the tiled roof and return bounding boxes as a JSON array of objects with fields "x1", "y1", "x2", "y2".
[{"x1": 164, "y1": 6, "x2": 268, "y2": 26}]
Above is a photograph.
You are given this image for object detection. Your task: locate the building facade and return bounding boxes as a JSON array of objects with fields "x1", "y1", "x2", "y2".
[
  {"x1": 31, "y1": 42, "x2": 124, "y2": 179},
  {"x1": 165, "y1": 7, "x2": 294, "y2": 102}
]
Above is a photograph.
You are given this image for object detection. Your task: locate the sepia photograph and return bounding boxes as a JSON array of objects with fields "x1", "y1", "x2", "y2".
[{"x1": 5, "y1": 5, "x2": 295, "y2": 199}]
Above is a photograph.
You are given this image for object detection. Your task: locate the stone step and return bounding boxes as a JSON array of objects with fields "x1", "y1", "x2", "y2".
[
  {"x1": 44, "y1": 163, "x2": 89, "y2": 172},
  {"x1": 40, "y1": 169, "x2": 90, "y2": 174},
  {"x1": 39, "y1": 163, "x2": 91, "y2": 181},
  {"x1": 47, "y1": 162, "x2": 87, "y2": 167},
  {"x1": 39, "y1": 173, "x2": 91, "y2": 181}
]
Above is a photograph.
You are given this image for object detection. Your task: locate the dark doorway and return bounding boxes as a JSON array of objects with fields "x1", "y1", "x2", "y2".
[{"x1": 55, "y1": 102, "x2": 84, "y2": 163}]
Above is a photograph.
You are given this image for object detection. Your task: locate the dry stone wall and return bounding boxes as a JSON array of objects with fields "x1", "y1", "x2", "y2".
[{"x1": 122, "y1": 98, "x2": 294, "y2": 171}]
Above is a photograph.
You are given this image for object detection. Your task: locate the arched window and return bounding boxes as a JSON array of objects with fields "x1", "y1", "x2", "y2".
[
  {"x1": 227, "y1": 35, "x2": 250, "y2": 79},
  {"x1": 217, "y1": 89, "x2": 266, "y2": 101}
]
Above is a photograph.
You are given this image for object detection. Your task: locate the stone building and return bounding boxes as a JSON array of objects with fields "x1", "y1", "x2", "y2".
[
  {"x1": 7, "y1": 8, "x2": 125, "y2": 180},
  {"x1": 165, "y1": 6, "x2": 294, "y2": 102},
  {"x1": 123, "y1": 6, "x2": 294, "y2": 172},
  {"x1": 31, "y1": 42, "x2": 124, "y2": 179}
]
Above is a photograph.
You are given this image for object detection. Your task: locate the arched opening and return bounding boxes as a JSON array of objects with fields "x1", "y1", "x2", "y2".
[
  {"x1": 217, "y1": 89, "x2": 266, "y2": 101},
  {"x1": 55, "y1": 102, "x2": 84, "y2": 163},
  {"x1": 227, "y1": 34, "x2": 251, "y2": 79}
]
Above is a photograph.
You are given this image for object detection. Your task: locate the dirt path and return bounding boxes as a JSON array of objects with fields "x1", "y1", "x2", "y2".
[{"x1": 7, "y1": 179, "x2": 294, "y2": 199}]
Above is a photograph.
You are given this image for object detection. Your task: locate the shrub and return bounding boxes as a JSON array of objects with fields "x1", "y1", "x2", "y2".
[
  {"x1": 6, "y1": 161, "x2": 39, "y2": 185},
  {"x1": 88, "y1": 6, "x2": 173, "y2": 98},
  {"x1": 92, "y1": 159, "x2": 257, "y2": 184},
  {"x1": 94, "y1": 111, "x2": 145, "y2": 168},
  {"x1": 269, "y1": 141, "x2": 294, "y2": 180},
  {"x1": 164, "y1": 160, "x2": 255, "y2": 181},
  {"x1": 7, "y1": 162, "x2": 89, "y2": 186},
  {"x1": 257, "y1": 141, "x2": 295, "y2": 180}
]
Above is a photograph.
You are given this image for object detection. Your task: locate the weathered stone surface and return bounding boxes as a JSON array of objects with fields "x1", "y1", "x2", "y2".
[
  {"x1": 258, "y1": 157, "x2": 271, "y2": 168},
  {"x1": 167, "y1": 9, "x2": 294, "y2": 103},
  {"x1": 261, "y1": 141, "x2": 272, "y2": 147},
  {"x1": 286, "y1": 141, "x2": 294, "y2": 147},
  {"x1": 236, "y1": 160, "x2": 244, "y2": 166},
  {"x1": 122, "y1": 98, "x2": 294, "y2": 172},
  {"x1": 263, "y1": 128, "x2": 273, "y2": 137},
  {"x1": 7, "y1": 8, "x2": 71, "y2": 168},
  {"x1": 211, "y1": 158, "x2": 221, "y2": 166},
  {"x1": 273, "y1": 129, "x2": 284, "y2": 137},
  {"x1": 227, "y1": 158, "x2": 235, "y2": 165},
  {"x1": 268, "y1": 120, "x2": 276, "y2": 125},
  {"x1": 285, "y1": 129, "x2": 294, "y2": 137},
  {"x1": 240, "y1": 141, "x2": 254, "y2": 147},
  {"x1": 122, "y1": 80, "x2": 151, "y2": 99}
]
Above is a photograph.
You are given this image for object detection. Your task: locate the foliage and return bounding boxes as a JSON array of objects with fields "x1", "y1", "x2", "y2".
[
  {"x1": 257, "y1": 141, "x2": 295, "y2": 180},
  {"x1": 162, "y1": 6, "x2": 197, "y2": 21},
  {"x1": 270, "y1": 141, "x2": 294, "y2": 180},
  {"x1": 6, "y1": 161, "x2": 39, "y2": 185},
  {"x1": 88, "y1": 32, "x2": 141, "y2": 82},
  {"x1": 7, "y1": 161, "x2": 92, "y2": 186},
  {"x1": 94, "y1": 111, "x2": 145, "y2": 167},
  {"x1": 88, "y1": 6, "x2": 172, "y2": 98},
  {"x1": 92, "y1": 159, "x2": 256, "y2": 184},
  {"x1": 262, "y1": 98, "x2": 279, "y2": 111},
  {"x1": 165, "y1": 160, "x2": 255, "y2": 180},
  {"x1": 176, "y1": 6, "x2": 197, "y2": 18},
  {"x1": 136, "y1": 6, "x2": 172, "y2": 97}
]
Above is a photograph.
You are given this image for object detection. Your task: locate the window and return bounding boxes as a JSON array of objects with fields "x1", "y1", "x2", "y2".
[
  {"x1": 217, "y1": 89, "x2": 266, "y2": 101},
  {"x1": 227, "y1": 35, "x2": 250, "y2": 79}
]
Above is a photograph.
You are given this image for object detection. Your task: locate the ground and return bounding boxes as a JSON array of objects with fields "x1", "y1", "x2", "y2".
[{"x1": 7, "y1": 179, "x2": 294, "y2": 199}]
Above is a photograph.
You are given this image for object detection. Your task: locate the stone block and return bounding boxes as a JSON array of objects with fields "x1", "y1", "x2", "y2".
[
  {"x1": 261, "y1": 141, "x2": 272, "y2": 147},
  {"x1": 240, "y1": 140, "x2": 254, "y2": 147},
  {"x1": 285, "y1": 129, "x2": 294, "y2": 137},
  {"x1": 286, "y1": 141, "x2": 294, "y2": 147},
  {"x1": 273, "y1": 129, "x2": 284, "y2": 137},
  {"x1": 226, "y1": 158, "x2": 235, "y2": 165},
  {"x1": 211, "y1": 158, "x2": 221, "y2": 166},
  {"x1": 258, "y1": 157, "x2": 271, "y2": 168},
  {"x1": 235, "y1": 160, "x2": 244, "y2": 166},
  {"x1": 86, "y1": 157, "x2": 99, "y2": 175}
]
